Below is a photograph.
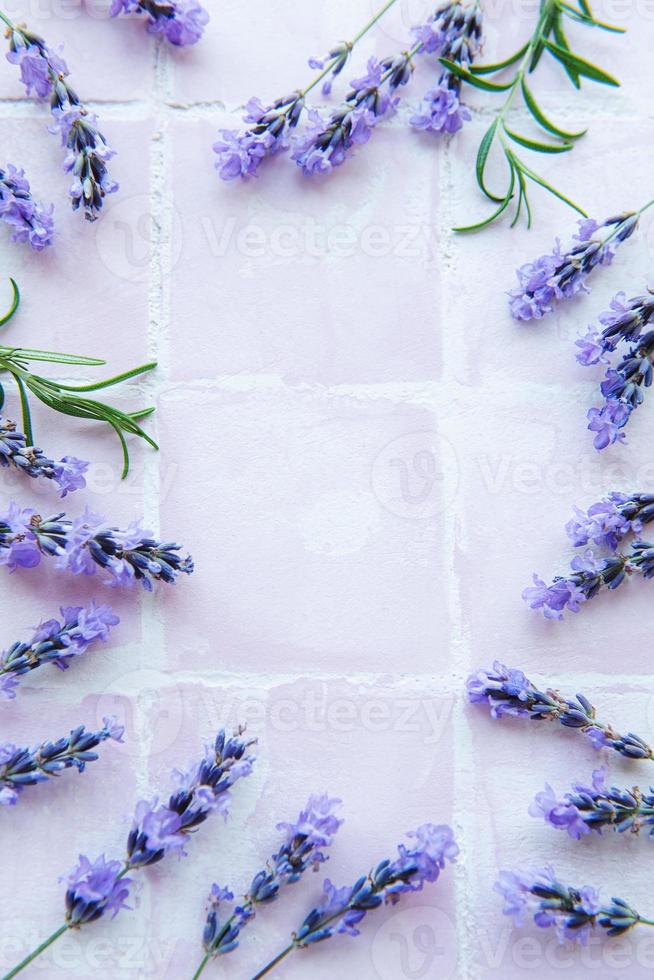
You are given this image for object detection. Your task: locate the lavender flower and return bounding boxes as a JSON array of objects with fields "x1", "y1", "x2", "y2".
[
  {"x1": 199, "y1": 794, "x2": 342, "y2": 965},
  {"x1": 0, "y1": 502, "x2": 194, "y2": 589},
  {"x1": 496, "y1": 866, "x2": 654, "y2": 943},
  {"x1": 126, "y1": 728, "x2": 256, "y2": 868},
  {"x1": 0, "y1": 416, "x2": 88, "y2": 495},
  {"x1": 109, "y1": 0, "x2": 209, "y2": 46},
  {"x1": 0, "y1": 601, "x2": 119, "y2": 701},
  {"x1": 3, "y1": 19, "x2": 117, "y2": 220},
  {"x1": 565, "y1": 493, "x2": 654, "y2": 551},
  {"x1": 531, "y1": 767, "x2": 654, "y2": 840},
  {"x1": 508, "y1": 213, "x2": 639, "y2": 321},
  {"x1": 64, "y1": 855, "x2": 132, "y2": 926},
  {"x1": 0, "y1": 165, "x2": 54, "y2": 249},
  {"x1": 291, "y1": 54, "x2": 413, "y2": 176},
  {"x1": 0, "y1": 716, "x2": 123, "y2": 806},
  {"x1": 307, "y1": 42, "x2": 352, "y2": 97},
  {"x1": 467, "y1": 661, "x2": 654, "y2": 761},
  {"x1": 250, "y1": 825, "x2": 458, "y2": 978},
  {"x1": 3, "y1": 727, "x2": 254, "y2": 978},
  {"x1": 410, "y1": 2, "x2": 482, "y2": 136}
]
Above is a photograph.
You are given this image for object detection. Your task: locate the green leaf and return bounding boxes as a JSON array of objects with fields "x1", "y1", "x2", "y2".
[
  {"x1": 520, "y1": 78, "x2": 586, "y2": 139},
  {"x1": 560, "y1": 1, "x2": 624, "y2": 31},
  {"x1": 0, "y1": 346, "x2": 106, "y2": 367},
  {"x1": 504, "y1": 125, "x2": 573, "y2": 153},
  {"x1": 14, "y1": 375, "x2": 33, "y2": 444},
  {"x1": 469, "y1": 43, "x2": 529, "y2": 75},
  {"x1": 552, "y1": 20, "x2": 581, "y2": 87},
  {"x1": 55, "y1": 361, "x2": 157, "y2": 393},
  {"x1": 529, "y1": 4, "x2": 560, "y2": 72},
  {"x1": 475, "y1": 120, "x2": 505, "y2": 202},
  {"x1": 511, "y1": 154, "x2": 588, "y2": 215},
  {"x1": 0, "y1": 279, "x2": 20, "y2": 329},
  {"x1": 439, "y1": 58, "x2": 514, "y2": 91},
  {"x1": 544, "y1": 39, "x2": 620, "y2": 85},
  {"x1": 454, "y1": 159, "x2": 516, "y2": 232}
]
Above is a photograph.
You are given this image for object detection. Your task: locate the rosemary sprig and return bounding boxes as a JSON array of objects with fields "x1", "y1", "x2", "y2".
[
  {"x1": 443, "y1": 0, "x2": 624, "y2": 230},
  {"x1": 0, "y1": 280, "x2": 157, "y2": 477}
]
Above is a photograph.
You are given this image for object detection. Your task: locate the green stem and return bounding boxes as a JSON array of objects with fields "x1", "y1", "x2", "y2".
[
  {"x1": 2, "y1": 924, "x2": 69, "y2": 980},
  {"x1": 638, "y1": 198, "x2": 654, "y2": 215},
  {"x1": 191, "y1": 952, "x2": 211, "y2": 980},
  {"x1": 0, "y1": 9, "x2": 14, "y2": 30},
  {"x1": 296, "y1": 0, "x2": 400, "y2": 102},
  {"x1": 495, "y1": 0, "x2": 560, "y2": 129},
  {"x1": 250, "y1": 943, "x2": 296, "y2": 980}
]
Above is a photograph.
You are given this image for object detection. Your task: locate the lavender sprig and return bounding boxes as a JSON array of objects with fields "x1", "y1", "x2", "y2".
[
  {"x1": 410, "y1": 1, "x2": 482, "y2": 137},
  {"x1": 509, "y1": 210, "x2": 643, "y2": 321},
  {"x1": 4, "y1": 728, "x2": 256, "y2": 979},
  {"x1": 250, "y1": 824, "x2": 458, "y2": 980},
  {"x1": 0, "y1": 280, "x2": 157, "y2": 476},
  {"x1": 192, "y1": 795, "x2": 343, "y2": 977},
  {"x1": 0, "y1": 164, "x2": 54, "y2": 249},
  {"x1": 0, "y1": 716, "x2": 123, "y2": 806},
  {"x1": 109, "y1": 0, "x2": 208, "y2": 46},
  {"x1": 531, "y1": 767, "x2": 654, "y2": 840},
  {"x1": 0, "y1": 501, "x2": 194, "y2": 590},
  {"x1": 496, "y1": 866, "x2": 654, "y2": 944},
  {"x1": 292, "y1": 2, "x2": 482, "y2": 176},
  {"x1": 212, "y1": 0, "x2": 400, "y2": 180},
  {"x1": 577, "y1": 292, "x2": 654, "y2": 449},
  {"x1": 0, "y1": 601, "x2": 119, "y2": 701},
  {"x1": 0, "y1": 11, "x2": 117, "y2": 220},
  {"x1": 467, "y1": 661, "x2": 654, "y2": 761},
  {"x1": 447, "y1": 0, "x2": 623, "y2": 230},
  {"x1": 524, "y1": 494, "x2": 654, "y2": 617},
  {"x1": 0, "y1": 415, "x2": 88, "y2": 496}
]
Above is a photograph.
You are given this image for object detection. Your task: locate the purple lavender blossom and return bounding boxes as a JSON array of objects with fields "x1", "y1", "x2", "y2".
[
  {"x1": 291, "y1": 55, "x2": 412, "y2": 176},
  {"x1": 410, "y1": 2, "x2": 482, "y2": 136},
  {"x1": 586, "y1": 399, "x2": 631, "y2": 450},
  {"x1": 307, "y1": 42, "x2": 352, "y2": 97},
  {"x1": 508, "y1": 213, "x2": 640, "y2": 321},
  {"x1": 64, "y1": 854, "x2": 132, "y2": 926},
  {"x1": 4, "y1": 22, "x2": 117, "y2": 220},
  {"x1": 531, "y1": 767, "x2": 654, "y2": 840},
  {"x1": 523, "y1": 546, "x2": 630, "y2": 619},
  {"x1": 251, "y1": 825, "x2": 457, "y2": 976},
  {"x1": 0, "y1": 601, "x2": 119, "y2": 700},
  {"x1": 496, "y1": 866, "x2": 647, "y2": 943},
  {"x1": 213, "y1": 93, "x2": 305, "y2": 180},
  {"x1": 109, "y1": 0, "x2": 209, "y2": 46},
  {"x1": 0, "y1": 416, "x2": 88, "y2": 495},
  {"x1": 200, "y1": 794, "x2": 343, "y2": 963},
  {"x1": 126, "y1": 728, "x2": 256, "y2": 868},
  {"x1": 0, "y1": 716, "x2": 123, "y2": 806},
  {"x1": 467, "y1": 661, "x2": 654, "y2": 761},
  {"x1": 0, "y1": 165, "x2": 54, "y2": 249},
  {"x1": 0, "y1": 501, "x2": 194, "y2": 590},
  {"x1": 565, "y1": 493, "x2": 654, "y2": 551}
]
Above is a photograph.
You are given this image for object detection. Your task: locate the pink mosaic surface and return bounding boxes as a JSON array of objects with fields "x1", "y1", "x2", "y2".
[{"x1": 1, "y1": 0, "x2": 654, "y2": 977}]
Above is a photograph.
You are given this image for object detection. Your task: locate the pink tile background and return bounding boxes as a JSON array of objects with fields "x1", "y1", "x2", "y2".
[{"x1": 1, "y1": 0, "x2": 654, "y2": 977}]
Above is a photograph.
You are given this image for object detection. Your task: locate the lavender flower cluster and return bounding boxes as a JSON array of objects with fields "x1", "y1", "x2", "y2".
[
  {"x1": 0, "y1": 716, "x2": 123, "y2": 806},
  {"x1": 531, "y1": 767, "x2": 654, "y2": 840},
  {"x1": 201, "y1": 794, "x2": 343, "y2": 959},
  {"x1": 0, "y1": 416, "x2": 88, "y2": 496},
  {"x1": 0, "y1": 165, "x2": 54, "y2": 250},
  {"x1": 509, "y1": 213, "x2": 639, "y2": 321},
  {"x1": 109, "y1": 0, "x2": 209, "y2": 46},
  {"x1": 213, "y1": 1, "x2": 481, "y2": 181},
  {"x1": 467, "y1": 661, "x2": 654, "y2": 761},
  {"x1": 0, "y1": 501, "x2": 194, "y2": 589},
  {"x1": 0, "y1": 601, "x2": 118, "y2": 701},
  {"x1": 523, "y1": 493, "x2": 654, "y2": 618},
  {"x1": 64, "y1": 728, "x2": 255, "y2": 927},
  {"x1": 4, "y1": 22, "x2": 117, "y2": 219},
  {"x1": 577, "y1": 292, "x2": 654, "y2": 449},
  {"x1": 496, "y1": 866, "x2": 649, "y2": 945}
]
